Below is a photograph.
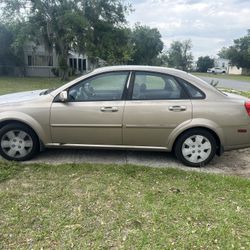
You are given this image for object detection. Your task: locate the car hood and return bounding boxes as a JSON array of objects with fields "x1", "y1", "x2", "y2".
[{"x1": 0, "y1": 90, "x2": 45, "y2": 104}]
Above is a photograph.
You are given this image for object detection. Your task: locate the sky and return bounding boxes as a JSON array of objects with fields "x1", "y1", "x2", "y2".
[{"x1": 127, "y1": 0, "x2": 250, "y2": 59}]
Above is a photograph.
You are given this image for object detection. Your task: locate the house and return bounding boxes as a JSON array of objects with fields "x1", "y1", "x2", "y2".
[
  {"x1": 22, "y1": 41, "x2": 94, "y2": 77},
  {"x1": 215, "y1": 57, "x2": 250, "y2": 75},
  {"x1": 214, "y1": 58, "x2": 230, "y2": 72}
]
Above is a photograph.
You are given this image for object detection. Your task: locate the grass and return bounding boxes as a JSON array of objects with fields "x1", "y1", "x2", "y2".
[
  {"x1": 218, "y1": 88, "x2": 250, "y2": 98},
  {"x1": 0, "y1": 77, "x2": 68, "y2": 95},
  {"x1": 0, "y1": 162, "x2": 249, "y2": 249},
  {"x1": 193, "y1": 72, "x2": 250, "y2": 83}
]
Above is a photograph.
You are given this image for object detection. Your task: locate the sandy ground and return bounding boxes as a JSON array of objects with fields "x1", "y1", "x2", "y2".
[{"x1": 24, "y1": 148, "x2": 250, "y2": 179}]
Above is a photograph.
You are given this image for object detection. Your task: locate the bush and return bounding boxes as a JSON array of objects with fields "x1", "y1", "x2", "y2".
[{"x1": 51, "y1": 67, "x2": 60, "y2": 77}]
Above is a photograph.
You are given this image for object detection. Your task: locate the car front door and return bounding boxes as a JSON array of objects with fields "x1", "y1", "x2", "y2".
[
  {"x1": 123, "y1": 71, "x2": 193, "y2": 148},
  {"x1": 50, "y1": 71, "x2": 129, "y2": 145}
]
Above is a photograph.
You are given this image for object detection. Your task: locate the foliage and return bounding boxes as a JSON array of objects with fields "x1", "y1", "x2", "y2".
[
  {"x1": 217, "y1": 46, "x2": 229, "y2": 59},
  {"x1": 0, "y1": 23, "x2": 26, "y2": 75},
  {"x1": 51, "y1": 68, "x2": 60, "y2": 77},
  {"x1": 166, "y1": 40, "x2": 193, "y2": 71},
  {"x1": 88, "y1": 24, "x2": 134, "y2": 65},
  {"x1": 218, "y1": 30, "x2": 250, "y2": 69},
  {"x1": 196, "y1": 56, "x2": 214, "y2": 72},
  {"x1": 130, "y1": 24, "x2": 164, "y2": 65},
  {"x1": 0, "y1": 0, "x2": 130, "y2": 79},
  {"x1": 209, "y1": 79, "x2": 219, "y2": 87}
]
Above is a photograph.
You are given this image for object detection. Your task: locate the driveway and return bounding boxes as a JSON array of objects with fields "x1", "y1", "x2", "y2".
[
  {"x1": 26, "y1": 148, "x2": 250, "y2": 178},
  {"x1": 200, "y1": 76, "x2": 250, "y2": 91}
]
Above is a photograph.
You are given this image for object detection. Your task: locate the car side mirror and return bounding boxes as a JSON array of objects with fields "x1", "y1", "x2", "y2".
[{"x1": 59, "y1": 91, "x2": 68, "y2": 102}]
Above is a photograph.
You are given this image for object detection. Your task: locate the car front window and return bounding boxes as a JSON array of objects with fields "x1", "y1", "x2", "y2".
[{"x1": 68, "y1": 72, "x2": 129, "y2": 102}]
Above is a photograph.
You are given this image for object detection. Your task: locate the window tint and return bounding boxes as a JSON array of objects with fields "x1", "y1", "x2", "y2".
[
  {"x1": 132, "y1": 72, "x2": 187, "y2": 100},
  {"x1": 68, "y1": 72, "x2": 128, "y2": 102},
  {"x1": 178, "y1": 78, "x2": 205, "y2": 99}
]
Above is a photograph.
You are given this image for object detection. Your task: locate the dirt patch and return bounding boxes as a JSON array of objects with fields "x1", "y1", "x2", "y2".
[{"x1": 24, "y1": 148, "x2": 250, "y2": 178}]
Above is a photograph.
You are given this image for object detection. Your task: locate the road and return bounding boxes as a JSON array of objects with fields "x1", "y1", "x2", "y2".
[{"x1": 199, "y1": 76, "x2": 250, "y2": 91}]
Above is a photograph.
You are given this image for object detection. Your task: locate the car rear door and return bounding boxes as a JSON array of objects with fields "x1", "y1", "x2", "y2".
[
  {"x1": 50, "y1": 71, "x2": 130, "y2": 145},
  {"x1": 123, "y1": 71, "x2": 192, "y2": 148}
]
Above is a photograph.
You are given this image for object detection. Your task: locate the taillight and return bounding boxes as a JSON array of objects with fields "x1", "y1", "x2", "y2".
[{"x1": 245, "y1": 101, "x2": 250, "y2": 116}]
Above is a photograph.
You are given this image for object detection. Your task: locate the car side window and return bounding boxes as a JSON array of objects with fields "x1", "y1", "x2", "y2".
[
  {"x1": 177, "y1": 78, "x2": 205, "y2": 99},
  {"x1": 68, "y1": 72, "x2": 129, "y2": 102},
  {"x1": 132, "y1": 72, "x2": 187, "y2": 100}
]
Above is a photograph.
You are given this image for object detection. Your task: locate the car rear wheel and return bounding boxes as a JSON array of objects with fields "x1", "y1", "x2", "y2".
[
  {"x1": 175, "y1": 129, "x2": 217, "y2": 167},
  {"x1": 0, "y1": 123, "x2": 39, "y2": 161}
]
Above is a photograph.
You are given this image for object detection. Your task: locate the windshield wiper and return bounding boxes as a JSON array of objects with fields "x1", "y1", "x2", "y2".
[{"x1": 40, "y1": 88, "x2": 55, "y2": 95}]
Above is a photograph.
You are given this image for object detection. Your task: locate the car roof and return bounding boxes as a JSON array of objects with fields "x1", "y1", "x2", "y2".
[{"x1": 92, "y1": 65, "x2": 189, "y2": 78}]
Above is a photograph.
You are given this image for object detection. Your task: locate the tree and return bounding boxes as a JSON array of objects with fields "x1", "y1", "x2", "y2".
[
  {"x1": 0, "y1": 23, "x2": 26, "y2": 75},
  {"x1": 167, "y1": 40, "x2": 193, "y2": 71},
  {"x1": 196, "y1": 56, "x2": 214, "y2": 72},
  {"x1": 217, "y1": 47, "x2": 229, "y2": 59},
  {"x1": 1, "y1": 0, "x2": 130, "y2": 79},
  {"x1": 218, "y1": 30, "x2": 250, "y2": 69},
  {"x1": 87, "y1": 23, "x2": 134, "y2": 65},
  {"x1": 130, "y1": 25, "x2": 164, "y2": 65}
]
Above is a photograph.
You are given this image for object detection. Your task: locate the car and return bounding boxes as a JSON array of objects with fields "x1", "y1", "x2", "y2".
[
  {"x1": 0, "y1": 65, "x2": 250, "y2": 167},
  {"x1": 207, "y1": 67, "x2": 226, "y2": 74}
]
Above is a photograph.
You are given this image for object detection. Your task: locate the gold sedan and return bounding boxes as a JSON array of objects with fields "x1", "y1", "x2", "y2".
[{"x1": 0, "y1": 66, "x2": 250, "y2": 167}]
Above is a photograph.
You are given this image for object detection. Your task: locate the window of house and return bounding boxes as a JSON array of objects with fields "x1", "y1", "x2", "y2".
[
  {"x1": 132, "y1": 72, "x2": 187, "y2": 100},
  {"x1": 28, "y1": 55, "x2": 32, "y2": 66},
  {"x1": 83, "y1": 59, "x2": 87, "y2": 71},
  {"x1": 69, "y1": 58, "x2": 73, "y2": 68},
  {"x1": 27, "y1": 55, "x2": 53, "y2": 66},
  {"x1": 73, "y1": 58, "x2": 77, "y2": 69},
  {"x1": 78, "y1": 59, "x2": 82, "y2": 71}
]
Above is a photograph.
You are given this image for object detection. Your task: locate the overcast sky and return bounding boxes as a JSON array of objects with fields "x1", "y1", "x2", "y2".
[{"x1": 128, "y1": 0, "x2": 250, "y2": 59}]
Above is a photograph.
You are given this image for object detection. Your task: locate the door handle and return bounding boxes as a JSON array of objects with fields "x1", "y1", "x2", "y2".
[
  {"x1": 168, "y1": 105, "x2": 186, "y2": 112},
  {"x1": 100, "y1": 107, "x2": 118, "y2": 112}
]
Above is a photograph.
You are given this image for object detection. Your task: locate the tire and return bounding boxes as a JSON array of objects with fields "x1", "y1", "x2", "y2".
[
  {"x1": 175, "y1": 129, "x2": 217, "y2": 167},
  {"x1": 0, "y1": 123, "x2": 39, "y2": 161}
]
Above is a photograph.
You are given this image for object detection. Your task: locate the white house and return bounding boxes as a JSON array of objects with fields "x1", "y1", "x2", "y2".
[
  {"x1": 22, "y1": 42, "x2": 93, "y2": 77},
  {"x1": 214, "y1": 57, "x2": 250, "y2": 75},
  {"x1": 214, "y1": 58, "x2": 230, "y2": 71}
]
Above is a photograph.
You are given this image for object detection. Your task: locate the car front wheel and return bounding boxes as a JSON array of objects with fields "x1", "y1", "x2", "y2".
[
  {"x1": 175, "y1": 129, "x2": 217, "y2": 167},
  {"x1": 0, "y1": 123, "x2": 39, "y2": 161}
]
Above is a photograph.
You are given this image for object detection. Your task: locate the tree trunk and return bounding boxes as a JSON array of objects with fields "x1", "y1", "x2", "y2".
[{"x1": 58, "y1": 52, "x2": 69, "y2": 81}]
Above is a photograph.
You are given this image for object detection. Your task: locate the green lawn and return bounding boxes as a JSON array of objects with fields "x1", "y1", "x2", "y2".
[
  {"x1": 0, "y1": 77, "x2": 67, "y2": 95},
  {"x1": 0, "y1": 162, "x2": 249, "y2": 249},
  {"x1": 193, "y1": 72, "x2": 250, "y2": 83}
]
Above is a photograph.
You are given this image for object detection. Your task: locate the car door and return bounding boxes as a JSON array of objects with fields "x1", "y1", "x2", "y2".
[
  {"x1": 123, "y1": 71, "x2": 192, "y2": 148},
  {"x1": 50, "y1": 71, "x2": 129, "y2": 145}
]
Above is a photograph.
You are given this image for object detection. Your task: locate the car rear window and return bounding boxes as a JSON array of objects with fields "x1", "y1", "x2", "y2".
[{"x1": 177, "y1": 78, "x2": 205, "y2": 99}]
